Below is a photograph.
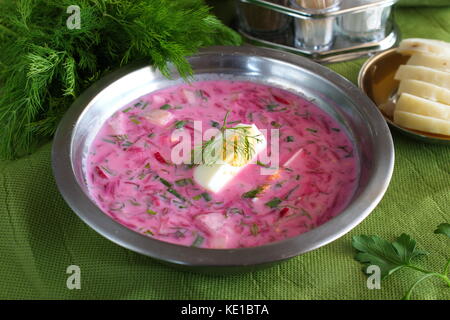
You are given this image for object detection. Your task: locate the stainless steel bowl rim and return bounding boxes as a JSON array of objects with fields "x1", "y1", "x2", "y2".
[{"x1": 52, "y1": 45, "x2": 394, "y2": 267}]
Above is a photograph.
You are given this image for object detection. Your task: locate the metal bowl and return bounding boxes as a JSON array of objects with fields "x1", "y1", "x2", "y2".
[
  {"x1": 358, "y1": 48, "x2": 450, "y2": 144},
  {"x1": 52, "y1": 46, "x2": 394, "y2": 273}
]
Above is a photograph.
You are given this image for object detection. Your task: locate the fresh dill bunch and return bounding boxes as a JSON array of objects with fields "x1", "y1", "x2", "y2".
[
  {"x1": 0, "y1": 0, "x2": 242, "y2": 159},
  {"x1": 197, "y1": 111, "x2": 263, "y2": 166}
]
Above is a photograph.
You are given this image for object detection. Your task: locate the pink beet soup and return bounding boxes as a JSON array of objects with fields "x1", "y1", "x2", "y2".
[{"x1": 86, "y1": 80, "x2": 358, "y2": 249}]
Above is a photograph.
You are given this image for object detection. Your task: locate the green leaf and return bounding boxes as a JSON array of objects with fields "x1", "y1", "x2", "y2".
[
  {"x1": 266, "y1": 104, "x2": 279, "y2": 112},
  {"x1": 160, "y1": 104, "x2": 171, "y2": 110},
  {"x1": 191, "y1": 235, "x2": 204, "y2": 248},
  {"x1": 158, "y1": 177, "x2": 172, "y2": 188},
  {"x1": 128, "y1": 199, "x2": 141, "y2": 206},
  {"x1": 130, "y1": 117, "x2": 141, "y2": 125},
  {"x1": 271, "y1": 121, "x2": 282, "y2": 128},
  {"x1": 256, "y1": 160, "x2": 270, "y2": 168},
  {"x1": 167, "y1": 188, "x2": 186, "y2": 202},
  {"x1": 193, "y1": 192, "x2": 211, "y2": 202},
  {"x1": 200, "y1": 192, "x2": 211, "y2": 202},
  {"x1": 285, "y1": 136, "x2": 294, "y2": 142},
  {"x1": 174, "y1": 120, "x2": 187, "y2": 129},
  {"x1": 352, "y1": 234, "x2": 427, "y2": 279},
  {"x1": 242, "y1": 186, "x2": 264, "y2": 199},
  {"x1": 175, "y1": 178, "x2": 194, "y2": 187},
  {"x1": 434, "y1": 223, "x2": 450, "y2": 239},
  {"x1": 265, "y1": 198, "x2": 282, "y2": 209}
]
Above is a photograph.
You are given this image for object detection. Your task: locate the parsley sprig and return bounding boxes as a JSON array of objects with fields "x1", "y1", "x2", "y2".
[{"x1": 352, "y1": 223, "x2": 450, "y2": 300}]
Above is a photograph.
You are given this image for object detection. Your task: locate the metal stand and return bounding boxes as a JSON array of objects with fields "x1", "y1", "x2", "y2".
[{"x1": 236, "y1": 0, "x2": 400, "y2": 63}]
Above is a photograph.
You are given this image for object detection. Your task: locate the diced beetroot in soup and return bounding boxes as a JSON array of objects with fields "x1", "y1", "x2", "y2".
[{"x1": 86, "y1": 80, "x2": 358, "y2": 249}]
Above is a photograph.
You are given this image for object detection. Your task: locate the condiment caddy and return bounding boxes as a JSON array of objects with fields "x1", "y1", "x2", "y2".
[{"x1": 235, "y1": 0, "x2": 400, "y2": 63}]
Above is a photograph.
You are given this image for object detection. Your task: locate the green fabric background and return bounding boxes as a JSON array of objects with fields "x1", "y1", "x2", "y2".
[
  {"x1": 398, "y1": 0, "x2": 450, "y2": 6},
  {"x1": 1, "y1": 3, "x2": 449, "y2": 300}
]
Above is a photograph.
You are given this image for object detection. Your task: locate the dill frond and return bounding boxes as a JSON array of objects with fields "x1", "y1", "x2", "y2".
[
  {"x1": 196, "y1": 111, "x2": 262, "y2": 166},
  {"x1": 0, "y1": 0, "x2": 242, "y2": 159}
]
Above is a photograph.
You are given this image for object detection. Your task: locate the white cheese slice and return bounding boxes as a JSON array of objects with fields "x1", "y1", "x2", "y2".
[
  {"x1": 193, "y1": 124, "x2": 267, "y2": 193},
  {"x1": 394, "y1": 111, "x2": 450, "y2": 136},
  {"x1": 395, "y1": 65, "x2": 450, "y2": 90},
  {"x1": 398, "y1": 80, "x2": 450, "y2": 105},
  {"x1": 397, "y1": 38, "x2": 450, "y2": 57},
  {"x1": 407, "y1": 54, "x2": 450, "y2": 73},
  {"x1": 396, "y1": 93, "x2": 450, "y2": 121}
]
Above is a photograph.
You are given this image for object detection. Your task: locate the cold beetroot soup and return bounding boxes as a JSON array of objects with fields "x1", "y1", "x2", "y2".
[{"x1": 86, "y1": 80, "x2": 358, "y2": 249}]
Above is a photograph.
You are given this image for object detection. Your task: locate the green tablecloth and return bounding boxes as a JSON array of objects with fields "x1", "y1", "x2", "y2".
[
  {"x1": 398, "y1": 0, "x2": 450, "y2": 6},
  {"x1": 1, "y1": 4, "x2": 449, "y2": 300}
]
